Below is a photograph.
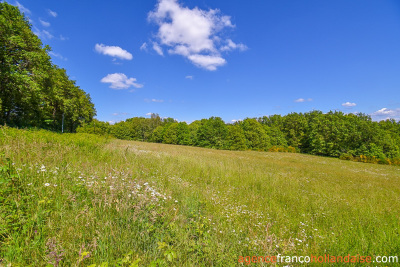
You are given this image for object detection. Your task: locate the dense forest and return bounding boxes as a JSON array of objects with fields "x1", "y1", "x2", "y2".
[
  {"x1": 77, "y1": 112, "x2": 400, "y2": 165},
  {"x1": 1, "y1": 2, "x2": 400, "y2": 164},
  {"x1": 0, "y1": 2, "x2": 95, "y2": 132}
]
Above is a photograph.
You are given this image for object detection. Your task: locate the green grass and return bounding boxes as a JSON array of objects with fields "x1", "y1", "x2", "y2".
[{"x1": 1, "y1": 127, "x2": 399, "y2": 266}]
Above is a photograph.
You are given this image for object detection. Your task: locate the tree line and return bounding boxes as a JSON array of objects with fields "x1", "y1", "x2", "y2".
[
  {"x1": 0, "y1": 2, "x2": 95, "y2": 132},
  {"x1": 2, "y1": 2, "x2": 399, "y2": 165},
  {"x1": 77, "y1": 111, "x2": 400, "y2": 165}
]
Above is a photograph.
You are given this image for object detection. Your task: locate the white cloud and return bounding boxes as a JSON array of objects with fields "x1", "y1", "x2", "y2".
[
  {"x1": 108, "y1": 120, "x2": 121, "y2": 125},
  {"x1": 185, "y1": 75, "x2": 193, "y2": 79},
  {"x1": 342, "y1": 102, "x2": 356, "y2": 107},
  {"x1": 101, "y1": 73, "x2": 143, "y2": 89},
  {"x1": 144, "y1": 98, "x2": 164, "y2": 103},
  {"x1": 140, "y1": 42, "x2": 148, "y2": 51},
  {"x1": 39, "y1": 19, "x2": 50, "y2": 27},
  {"x1": 188, "y1": 54, "x2": 226, "y2": 71},
  {"x1": 152, "y1": 42, "x2": 164, "y2": 56},
  {"x1": 48, "y1": 9, "x2": 57, "y2": 17},
  {"x1": 59, "y1": 35, "x2": 68, "y2": 41},
  {"x1": 33, "y1": 28, "x2": 54, "y2": 39},
  {"x1": 112, "y1": 112, "x2": 129, "y2": 116},
  {"x1": 49, "y1": 51, "x2": 67, "y2": 61},
  {"x1": 16, "y1": 1, "x2": 31, "y2": 14},
  {"x1": 148, "y1": 0, "x2": 246, "y2": 70},
  {"x1": 220, "y1": 39, "x2": 248, "y2": 52},
  {"x1": 294, "y1": 98, "x2": 312, "y2": 103},
  {"x1": 146, "y1": 112, "x2": 154, "y2": 116},
  {"x1": 95, "y1": 44, "x2": 133, "y2": 60},
  {"x1": 371, "y1": 108, "x2": 400, "y2": 121}
]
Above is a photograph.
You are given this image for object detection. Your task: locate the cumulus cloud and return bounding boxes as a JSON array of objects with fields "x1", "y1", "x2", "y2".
[
  {"x1": 148, "y1": 0, "x2": 246, "y2": 70},
  {"x1": 342, "y1": 102, "x2": 356, "y2": 107},
  {"x1": 188, "y1": 54, "x2": 226, "y2": 71},
  {"x1": 294, "y1": 98, "x2": 312, "y2": 103},
  {"x1": 371, "y1": 108, "x2": 400, "y2": 121},
  {"x1": 101, "y1": 73, "x2": 143, "y2": 89},
  {"x1": 48, "y1": 9, "x2": 57, "y2": 17},
  {"x1": 95, "y1": 44, "x2": 133, "y2": 60},
  {"x1": 39, "y1": 19, "x2": 50, "y2": 27}
]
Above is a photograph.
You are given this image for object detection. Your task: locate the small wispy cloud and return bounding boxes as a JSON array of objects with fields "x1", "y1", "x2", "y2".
[
  {"x1": 140, "y1": 42, "x2": 148, "y2": 51},
  {"x1": 152, "y1": 42, "x2": 163, "y2": 56},
  {"x1": 220, "y1": 39, "x2": 248, "y2": 52},
  {"x1": 144, "y1": 98, "x2": 164, "y2": 103},
  {"x1": 49, "y1": 51, "x2": 67, "y2": 61},
  {"x1": 95, "y1": 44, "x2": 133, "y2": 60},
  {"x1": 101, "y1": 73, "x2": 143, "y2": 89},
  {"x1": 294, "y1": 98, "x2": 312, "y2": 103},
  {"x1": 39, "y1": 18, "x2": 50, "y2": 27},
  {"x1": 16, "y1": 1, "x2": 31, "y2": 14},
  {"x1": 185, "y1": 75, "x2": 193, "y2": 80},
  {"x1": 48, "y1": 9, "x2": 58, "y2": 17},
  {"x1": 342, "y1": 102, "x2": 356, "y2": 107},
  {"x1": 108, "y1": 120, "x2": 121, "y2": 125},
  {"x1": 59, "y1": 35, "x2": 68, "y2": 41},
  {"x1": 112, "y1": 112, "x2": 129, "y2": 116},
  {"x1": 33, "y1": 28, "x2": 54, "y2": 39}
]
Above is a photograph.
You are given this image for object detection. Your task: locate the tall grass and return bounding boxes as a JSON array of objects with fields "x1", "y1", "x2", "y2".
[{"x1": 1, "y1": 127, "x2": 399, "y2": 266}]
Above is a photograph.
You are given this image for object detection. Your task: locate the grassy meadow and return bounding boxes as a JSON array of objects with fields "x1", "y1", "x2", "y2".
[{"x1": 1, "y1": 127, "x2": 400, "y2": 266}]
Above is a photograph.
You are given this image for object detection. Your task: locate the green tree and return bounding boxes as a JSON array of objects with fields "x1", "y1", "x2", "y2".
[
  {"x1": 196, "y1": 117, "x2": 228, "y2": 149},
  {"x1": 0, "y1": 2, "x2": 52, "y2": 126},
  {"x1": 240, "y1": 118, "x2": 270, "y2": 151},
  {"x1": 226, "y1": 124, "x2": 247, "y2": 150}
]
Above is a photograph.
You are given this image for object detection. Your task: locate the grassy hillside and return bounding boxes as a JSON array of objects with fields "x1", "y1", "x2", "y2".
[{"x1": 1, "y1": 127, "x2": 399, "y2": 266}]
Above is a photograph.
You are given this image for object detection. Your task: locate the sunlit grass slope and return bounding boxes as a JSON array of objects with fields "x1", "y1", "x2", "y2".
[{"x1": 1, "y1": 127, "x2": 399, "y2": 266}]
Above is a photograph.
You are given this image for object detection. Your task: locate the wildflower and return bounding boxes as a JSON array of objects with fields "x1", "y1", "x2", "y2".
[
  {"x1": 45, "y1": 183, "x2": 50, "y2": 186},
  {"x1": 54, "y1": 184, "x2": 58, "y2": 187},
  {"x1": 28, "y1": 183, "x2": 32, "y2": 186}
]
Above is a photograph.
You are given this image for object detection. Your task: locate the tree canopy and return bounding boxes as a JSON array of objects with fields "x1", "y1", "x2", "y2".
[{"x1": 0, "y1": 2, "x2": 95, "y2": 131}]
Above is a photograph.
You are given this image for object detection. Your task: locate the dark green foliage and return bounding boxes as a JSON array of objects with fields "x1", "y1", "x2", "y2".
[
  {"x1": 77, "y1": 111, "x2": 400, "y2": 165},
  {"x1": 196, "y1": 117, "x2": 228, "y2": 149},
  {"x1": 76, "y1": 119, "x2": 111, "y2": 136},
  {"x1": 0, "y1": 2, "x2": 95, "y2": 132},
  {"x1": 226, "y1": 124, "x2": 246, "y2": 150},
  {"x1": 240, "y1": 118, "x2": 270, "y2": 151}
]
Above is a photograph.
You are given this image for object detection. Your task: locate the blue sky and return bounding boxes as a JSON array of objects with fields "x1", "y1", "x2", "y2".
[{"x1": 10, "y1": 0, "x2": 400, "y2": 123}]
